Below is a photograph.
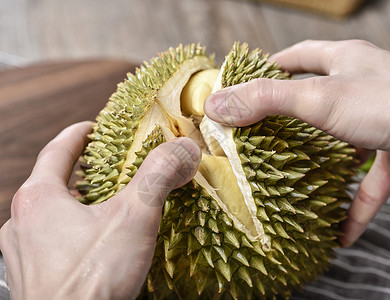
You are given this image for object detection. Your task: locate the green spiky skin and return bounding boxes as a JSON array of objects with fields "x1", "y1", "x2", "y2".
[
  {"x1": 133, "y1": 130, "x2": 310, "y2": 300},
  {"x1": 76, "y1": 43, "x2": 356, "y2": 300},
  {"x1": 143, "y1": 44, "x2": 355, "y2": 300}
]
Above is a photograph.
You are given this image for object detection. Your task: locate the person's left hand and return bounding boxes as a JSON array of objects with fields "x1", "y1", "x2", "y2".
[
  {"x1": 0, "y1": 121, "x2": 201, "y2": 300},
  {"x1": 204, "y1": 40, "x2": 390, "y2": 247}
]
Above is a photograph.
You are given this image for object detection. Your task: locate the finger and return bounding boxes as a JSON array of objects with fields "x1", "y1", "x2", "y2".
[
  {"x1": 29, "y1": 121, "x2": 93, "y2": 186},
  {"x1": 109, "y1": 137, "x2": 201, "y2": 234},
  {"x1": 340, "y1": 151, "x2": 390, "y2": 247},
  {"x1": 269, "y1": 40, "x2": 337, "y2": 75},
  {"x1": 119, "y1": 137, "x2": 201, "y2": 206},
  {"x1": 205, "y1": 76, "x2": 340, "y2": 131}
]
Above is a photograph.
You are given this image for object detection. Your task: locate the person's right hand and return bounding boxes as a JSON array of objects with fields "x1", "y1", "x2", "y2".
[
  {"x1": 0, "y1": 122, "x2": 201, "y2": 300},
  {"x1": 204, "y1": 39, "x2": 390, "y2": 247}
]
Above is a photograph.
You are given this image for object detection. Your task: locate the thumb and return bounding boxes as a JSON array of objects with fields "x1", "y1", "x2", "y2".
[
  {"x1": 204, "y1": 77, "x2": 334, "y2": 130},
  {"x1": 94, "y1": 137, "x2": 201, "y2": 296},
  {"x1": 114, "y1": 137, "x2": 201, "y2": 211}
]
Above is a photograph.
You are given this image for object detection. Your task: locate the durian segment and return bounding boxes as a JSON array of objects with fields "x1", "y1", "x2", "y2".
[
  {"x1": 180, "y1": 66, "x2": 264, "y2": 241},
  {"x1": 77, "y1": 44, "x2": 214, "y2": 204},
  {"x1": 198, "y1": 154, "x2": 258, "y2": 238},
  {"x1": 200, "y1": 43, "x2": 292, "y2": 248},
  {"x1": 156, "y1": 56, "x2": 214, "y2": 148},
  {"x1": 157, "y1": 56, "x2": 214, "y2": 117},
  {"x1": 201, "y1": 117, "x2": 268, "y2": 244},
  {"x1": 117, "y1": 57, "x2": 215, "y2": 188},
  {"x1": 119, "y1": 55, "x2": 214, "y2": 188},
  {"x1": 181, "y1": 68, "x2": 220, "y2": 117},
  {"x1": 125, "y1": 125, "x2": 167, "y2": 180},
  {"x1": 117, "y1": 102, "x2": 175, "y2": 186}
]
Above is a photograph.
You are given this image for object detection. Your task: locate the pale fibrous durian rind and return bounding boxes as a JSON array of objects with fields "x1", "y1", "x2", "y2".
[{"x1": 76, "y1": 42, "x2": 355, "y2": 299}]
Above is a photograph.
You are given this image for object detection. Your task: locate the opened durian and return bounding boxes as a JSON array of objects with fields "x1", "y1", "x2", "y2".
[{"x1": 76, "y1": 43, "x2": 355, "y2": 299}]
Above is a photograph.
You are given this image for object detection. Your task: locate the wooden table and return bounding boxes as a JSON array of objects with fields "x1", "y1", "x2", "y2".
[{"x1": 0, "y1": 61, "x2": 135, "y2": 227}]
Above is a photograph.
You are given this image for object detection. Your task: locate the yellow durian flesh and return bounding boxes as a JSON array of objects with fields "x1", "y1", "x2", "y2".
[
  {"x1": 181, "y1": 68, "x2": 220, "y2": 117},
  {"x1": 198, "y1": 154, "x2": 258, "y2": 237}
]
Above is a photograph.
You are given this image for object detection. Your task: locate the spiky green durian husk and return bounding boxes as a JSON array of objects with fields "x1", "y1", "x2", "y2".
[
  {"x1": 143, "y1": 44, "x2": 355, "y2": 299},
  {"x1": 134, "y1": 131, "x2": 326, "y2": 300},
  {"x1": 77, "y1": 44, "x2": 210, "y2": 204},
  {"x1": 77, "y1": 43, "x2": 356, "y2": 300},
  {"x1": 135, "y1": 134, "x2": 349, "y2": 300}
]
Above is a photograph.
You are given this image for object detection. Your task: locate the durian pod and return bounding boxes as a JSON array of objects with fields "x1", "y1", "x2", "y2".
[
  {"x1": 77, "y1": 44, "x2": 214, "y2": 204},
  {"x1": 76, "y1": 42, "x2": 356, "y2": 300}
]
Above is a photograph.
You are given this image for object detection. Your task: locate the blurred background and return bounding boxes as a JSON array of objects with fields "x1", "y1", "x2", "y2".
[
  {"x1": 1, "y1": 1, "x2": 390, "y2": 300},
  {"x1": 1, "y1": 0, "x2": 390, "y2": 69}
]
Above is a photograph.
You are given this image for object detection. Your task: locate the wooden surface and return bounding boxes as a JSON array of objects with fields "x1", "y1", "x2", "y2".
[
  {"x1": 0, "y1": 60, "x2": 134, "y2": 227},
  {"x1": 0, "y1": 0, "x2": 390, "y2": 69}
]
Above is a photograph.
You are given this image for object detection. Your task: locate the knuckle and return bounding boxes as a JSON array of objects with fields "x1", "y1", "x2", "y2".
[
  {"x1": 356, "y1": 187, "x2": 381, "y2": 208},
  {"x1": 301, "y1": 76, "x2": 345, "y2": 132},
  {"x1": 303, "y1": 77, "x2": 332, "y2": 106},
  {"x1": 332, "y1": 39, "x2": 374, "y2": 58},
  {"x1": 37, "y1": 140, "x2": 74, "y2": 162},
  {"x1": 296, "y1": 39, "x2": 315, "y2": 48},
  {"x1": 347, "y1": 212, "x2": 366, "y2": 226},
  {"x1": 151, "y1": 144, "x2": 189, "y2": 171},
  {"x1": 11, "y1": 185, "x2": 35, "y2": 219},
  {"x1": 11, "y1": 180, "x2": 49, "y2": 220},
  {"x1": 348, "y1": 39, "x2": 374, "y2": 48},
  {"x1": 255, "y1": 78, "x2": 280, "y2": 113},
  {"x1": 37, "y1": 141, "x2": 56, "y2": 160},
  {"x1": 309, "y1": 76, "x2": 343, "y2": 101},
  {"x1": 147, "y1": 142, "x2": 196, "y2": 183},
  {"x1": 290, "y1": 40, "x2": 318, "y2": 54}
]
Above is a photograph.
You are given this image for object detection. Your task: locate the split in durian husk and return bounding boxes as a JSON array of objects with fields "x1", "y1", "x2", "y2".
[{"x1": 76, "y1": 43, "x2": 355, "y2": 299}]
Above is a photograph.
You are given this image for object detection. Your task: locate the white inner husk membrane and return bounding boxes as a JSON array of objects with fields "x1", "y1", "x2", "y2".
[{"x1": 120, "y1": 58, "x2": 268, "y2": 245}]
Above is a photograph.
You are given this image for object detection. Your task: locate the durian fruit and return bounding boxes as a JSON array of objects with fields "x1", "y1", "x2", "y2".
[{"x1": 76, "y1": 43, "x2": 355, "y2": 299}]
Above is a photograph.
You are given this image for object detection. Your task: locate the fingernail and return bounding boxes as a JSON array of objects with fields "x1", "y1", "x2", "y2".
[
  {"x1": 339, "y1": 235, "x2": 353, "y2": 248},
  {"x1": 204, "y1": 92, "x2": 229, "y2": 122},
  {"x1": 173, "y1": 137, "x2": 201, "y2": 163},
  {"x1": 204, "y1": 86, "x2": 252, "y2": 126}
]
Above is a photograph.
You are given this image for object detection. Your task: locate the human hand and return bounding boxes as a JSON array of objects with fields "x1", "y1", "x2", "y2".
[
  {"x1": 0, "y1": 121, "x2": 201, "y2": 300},
  {"x1": 204, "y1": 39, "x2": 390, "y2": 247}
]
